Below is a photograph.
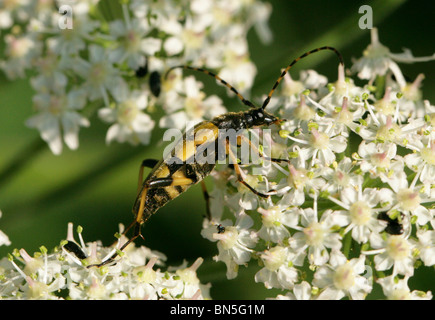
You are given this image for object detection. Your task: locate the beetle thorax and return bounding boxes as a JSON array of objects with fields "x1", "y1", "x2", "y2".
[{"x1": 244, "y1": 108, "x2": 279, "y2": 128}]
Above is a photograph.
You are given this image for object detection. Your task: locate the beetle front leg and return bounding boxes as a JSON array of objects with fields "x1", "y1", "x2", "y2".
[
  {"x1": 227, "y1": 143, "x2": 270, "y2": 199},
  {"x1": 238, "y1": 134, "x2": 291, "y2": 164}
]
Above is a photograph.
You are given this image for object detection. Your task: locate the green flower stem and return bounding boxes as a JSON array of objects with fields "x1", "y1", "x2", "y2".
[
  {"x1": 97, "y1": 0, "x2": 124, "y2": 21},
  {"x1": 374, "y1": 75, "x2": 386, "y2": 100},
  {"x1": 342, "y1": 230, "x2": 353, "y2": 259}
]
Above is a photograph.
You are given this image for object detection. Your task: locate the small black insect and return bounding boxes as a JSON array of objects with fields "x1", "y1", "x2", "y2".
[
  {"x1": 135, "y1": 64, "x2": 149, "y2": 78},
  {"x1": 216, "y1": 224, "x2": 226, "y2": 234},
  {"x1": 149, "y1": 71, "x2": 161, "y2": 97},
  {"x1": 135, "y1": 60, "x2": 161, "y2": 97},
  {"x1": 63, "y1": 241, "x2": 88, "y2": 260},
  {"x1": 377, "y1": 212, "x2": 404, "y2": 235}
]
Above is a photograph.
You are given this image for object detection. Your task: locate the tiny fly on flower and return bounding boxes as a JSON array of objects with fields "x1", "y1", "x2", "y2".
[{"x1": 216, "y1": 224, "x2": 226, "y2": 234}]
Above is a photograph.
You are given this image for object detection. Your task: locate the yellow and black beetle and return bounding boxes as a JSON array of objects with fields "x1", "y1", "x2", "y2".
[{"x1": 92, "y1": 46, "x2": 344, "y2": 267}]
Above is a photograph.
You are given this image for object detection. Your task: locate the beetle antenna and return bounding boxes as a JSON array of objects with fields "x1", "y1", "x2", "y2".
[
  {"x1": 261, "y1": 46, "x2": 344, "y2": 110},
  {"x1": 165, "y1": 65, "x2": 257, "y2": 109}
]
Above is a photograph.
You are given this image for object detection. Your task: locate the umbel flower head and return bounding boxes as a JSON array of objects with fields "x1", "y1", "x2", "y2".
[
  {"x1": 199, "y1": 27, "x2": 435, "y2": 299},
  {"x1": 0, "y1": 224, "x2": 210, "y2": 300}
]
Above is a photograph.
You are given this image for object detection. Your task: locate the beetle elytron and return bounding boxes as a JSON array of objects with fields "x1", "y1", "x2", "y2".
[{"x1": 91, "y1": 46, "x2": 344, "y2": 267}]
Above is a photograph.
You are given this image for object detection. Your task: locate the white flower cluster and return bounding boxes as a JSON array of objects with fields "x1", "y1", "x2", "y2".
[
  {"x1": 201, "y1": 28, "x2": 435, "y2": 300},
  {"x1": 0, "y1": 0, "x2": 271, "y2": 154},
  {"x1": 0, "y1": 223, "x2": 210, "y2": 300},
  {"x1": 0, "y1": 210, "x2": 11, "y2": 247},
  {"x1": 2, "y1": 0, "x2": 435, "y2": 300}
]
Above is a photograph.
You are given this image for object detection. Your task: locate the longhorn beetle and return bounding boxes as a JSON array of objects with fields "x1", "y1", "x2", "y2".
[{"x1": 90, "y1": 46, "x2": 344, "y2": 267}]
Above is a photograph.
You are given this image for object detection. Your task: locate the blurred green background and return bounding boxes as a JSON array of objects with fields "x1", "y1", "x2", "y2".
[{"x1": 1, "y1": 0, "x2": 434, "y2": 299}]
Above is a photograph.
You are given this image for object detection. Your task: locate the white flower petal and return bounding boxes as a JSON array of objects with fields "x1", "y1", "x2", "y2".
[{"x1": 164, "y1": 37, "x2": 184, "y2": 56}]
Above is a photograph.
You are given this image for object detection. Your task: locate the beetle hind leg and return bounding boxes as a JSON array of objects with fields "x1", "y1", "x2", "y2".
[
  {"x1": 87, "y1": 222, "x2": 144, "y2": 268},
  {"x1": 138, "y1": 159, "x2": 159, "y2": 193}
]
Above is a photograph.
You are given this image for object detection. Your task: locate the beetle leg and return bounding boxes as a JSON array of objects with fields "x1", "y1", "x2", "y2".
[
  {"x1": 238, "y1": 134, "x2": 291, "y2": 164},
  {"x1": 88, "y1": 221, "x2": 144, "y2": 268},
  {"x1": 138, "y1": 159, "x2": 159, "y2": 193},
  {"x1": 90, "y1": 175, "x2": 197, "y2": 268},
  {"x1": 227, "y1": 143, "x2": 270, "y2": 199}
]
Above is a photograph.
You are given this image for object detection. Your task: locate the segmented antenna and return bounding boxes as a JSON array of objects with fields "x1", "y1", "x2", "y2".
[
  {"x1": 165, "y1": 65, "x2": 257, "y2": 109},
  {"x1": 166, "y1": 46, "x2": 344, "y2": 111},
  {"x1": 261, "y1": 46, "x2": 344, "y2": 110}
]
